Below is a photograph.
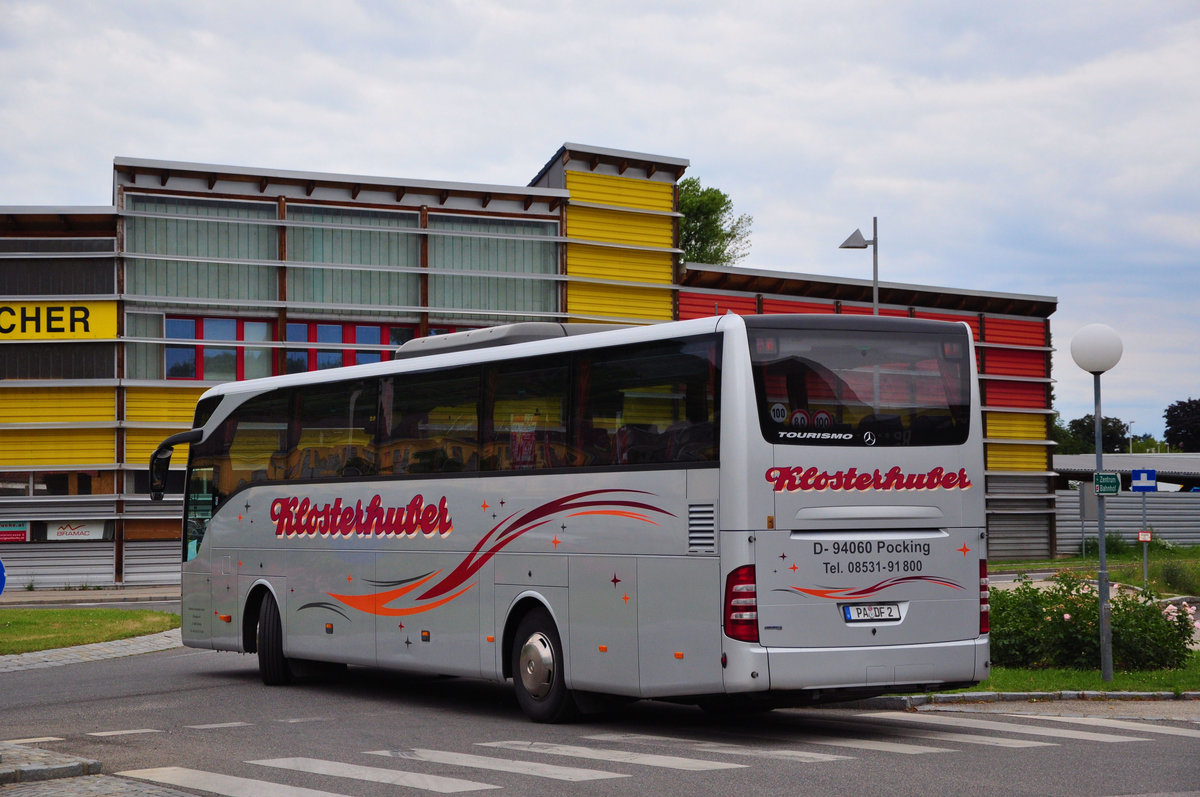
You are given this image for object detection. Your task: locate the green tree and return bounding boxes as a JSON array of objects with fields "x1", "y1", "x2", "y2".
[
  {"x1": 1067, "y1": 414, "x2": 1129, "y2": 454},
  {"x1": 1050, "y1": 412, "x2": 1088, "y2": 454},
  {"x1": 1163, "y1": 398, "x2": 1200, "y2": 452},
  {"x1": 678, "y1": 177, "x2": 752, "y2": 265}
]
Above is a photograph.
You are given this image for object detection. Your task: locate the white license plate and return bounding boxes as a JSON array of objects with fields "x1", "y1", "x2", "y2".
[{"x1": 843, "y1": 603, "x2": 901, "y2": 622}]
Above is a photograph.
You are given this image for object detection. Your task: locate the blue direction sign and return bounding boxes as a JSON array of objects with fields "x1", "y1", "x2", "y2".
[
  {"x1": 0, "y1": 557, "x2": 6, "y2": 596},
  {"x1": 1131, "y1": 469, "x2": 1157, "y2": 493}
]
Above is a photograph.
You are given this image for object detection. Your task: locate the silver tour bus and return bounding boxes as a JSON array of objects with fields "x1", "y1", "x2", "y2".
[{"x1": 150, "y1": 313, "x2": 989, "y2": 721}]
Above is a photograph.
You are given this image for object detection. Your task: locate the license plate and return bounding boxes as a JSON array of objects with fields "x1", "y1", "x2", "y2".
[{"x1": 843, "y1": 603, "x2": 901, "y2": 622}]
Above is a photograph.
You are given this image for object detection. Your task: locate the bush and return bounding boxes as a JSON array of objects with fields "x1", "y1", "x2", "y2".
[
  {"x1": 1083, "y1": 533, "x2": 1133, "y2": 556},
  {"x1": 1161, "y1": 561, "x2": 1200, "y2": 596},
  {"x1": 990, "y1": 573, "x2": 1197, "y2": 671}
]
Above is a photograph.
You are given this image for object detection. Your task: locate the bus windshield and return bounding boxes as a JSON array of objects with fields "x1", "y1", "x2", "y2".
[{"x1": 748, "y1": 323, "x2": 971, "y2": 447}]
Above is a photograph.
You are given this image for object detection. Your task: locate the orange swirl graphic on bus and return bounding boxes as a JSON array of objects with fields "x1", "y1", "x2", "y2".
[
  {"x1": 324, "y1": 489, "x2": 673, "y2": 618},
  {"x1": 787, "y1": 575, "x2": 964, "y2": 600}
]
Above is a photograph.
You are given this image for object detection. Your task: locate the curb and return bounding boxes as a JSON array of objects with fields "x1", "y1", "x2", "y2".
[
  {"x1": 0, "y1": 742, "x2": 100, "y2": 785},
  {"x1": 859, "y1": 690, "x2": 1200, "y2": 710}
]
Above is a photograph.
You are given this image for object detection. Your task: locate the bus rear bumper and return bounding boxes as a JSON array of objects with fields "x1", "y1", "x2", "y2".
[{"x1": 724, "y1": 636, "x2": 988, "y2": 695}]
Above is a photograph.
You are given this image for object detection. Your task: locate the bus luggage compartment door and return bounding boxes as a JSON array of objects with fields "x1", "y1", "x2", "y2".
[{"x1": 754, "y1": 527, "x2": 980, "y2": 649}]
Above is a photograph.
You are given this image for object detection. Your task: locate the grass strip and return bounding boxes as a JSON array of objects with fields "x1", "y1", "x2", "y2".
[
  {"x1": 0, "y1": 608, "x2": 181, "y2": 655},
  {"x1": 949, "y1": 651, "x2": 1200, "y2": 695}
]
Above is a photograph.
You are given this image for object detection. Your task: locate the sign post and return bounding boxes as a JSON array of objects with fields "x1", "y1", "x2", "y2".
[{"x1": 1131, "y1": 469, "x2": 1157, "y2": 585}]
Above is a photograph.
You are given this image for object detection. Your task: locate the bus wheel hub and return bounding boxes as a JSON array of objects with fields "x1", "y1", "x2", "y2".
[{"x1": 519, "y1": 632, "x2": 555, "y2": 699}]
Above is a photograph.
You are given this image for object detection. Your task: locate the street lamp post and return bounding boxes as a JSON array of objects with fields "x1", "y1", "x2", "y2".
[
  {"x1": 839, "y1": 216, "x2": 878, "y2": 315},
  {"x1": 1070, "y1": 323, "x2": 1123, "y2": 682},
  {"x1": 1129, "y1": 421, "x2": 1135, "y2": 454}
]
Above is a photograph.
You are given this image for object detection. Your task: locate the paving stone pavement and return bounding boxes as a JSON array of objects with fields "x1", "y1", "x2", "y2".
[{"x1": 0, "y1": 629, "x2": 182, "y2": 674}]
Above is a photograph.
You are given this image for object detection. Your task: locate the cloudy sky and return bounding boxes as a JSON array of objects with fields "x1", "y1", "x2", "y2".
[{"x1": 2, "y1": 1, "x2": 1196, "y2": 439}]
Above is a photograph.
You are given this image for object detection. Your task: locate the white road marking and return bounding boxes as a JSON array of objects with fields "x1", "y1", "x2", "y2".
[
  {"x1": 477, "y1": 740, "x2": 747, "y2": 770},
  {"x1": 861, "y1": 711, "x2": 1148, "y2": 742},
  {"x1": 3, "y1": 736, "x2": 64, "y2": 744},
  {"x1": 187, "y1": 722, "x2": 254, "y2": 729},
  {"x1": 1008, "y1": 714, "x2": 1200, "y2": 739},
  {"x1": 87, "y1": 728, "x2": 162, "y2": 737},
  {"x1": 367, "y1": 747, "x2": 626, "y2": 781},
  {"x1": 585, "y1": 732, "x2": 850, "y2": 763},
  {"x1": 120, "y1": 766, "x2": 351, "y2": 797},
  {"x1": 251, "y1": 757, "x2": 496, "y2": 793}
]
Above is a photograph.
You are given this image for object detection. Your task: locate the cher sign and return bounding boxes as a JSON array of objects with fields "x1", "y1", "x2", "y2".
[{"x1": 0, "y1": 301, "x2": 117, "y2": 341}]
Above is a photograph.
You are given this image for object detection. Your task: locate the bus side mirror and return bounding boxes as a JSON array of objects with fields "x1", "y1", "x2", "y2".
[
  {"x1": 148, "y1": 429, "x2": 204, "y2": 501},
  {"x1": 149, "y1": 446, "x2": 173, "y2": 501}
]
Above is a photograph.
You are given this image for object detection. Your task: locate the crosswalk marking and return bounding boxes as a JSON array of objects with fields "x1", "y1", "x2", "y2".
[
  {"x1": 120, "y1": 766, "x2": 352, "y2": 797},
  {"x1": 809, "y1": 716, "x2": 1055, "y2": 749},
  {"x1": 477, "y1": 740, "x2": 747, "y2": 771},
  {"x1": 188, "y1": 722, "x2": 254, "y2": 730},
  {"x1": 861, "y1": 711, "x2": 1148, "y2": 742},
  {"x1": 895, "y1": 728, "x2": 1055, "y2": 748},
  {"x1": 366, "y1": 747, "x2": 627, "y2": 781},
  {"x1": 87, "y1": 728, "x2": 161, "y2": 737},
  {"x1": 251, "y1": 757, "x2": 496, "y2": 793},
  {"x1": 1010, "y1": 714, "x2": 1200, "y2": 740},
  {"x1": 797, "y1": 734, "x2": 953, "y2": 755},
  {"x1": 585, "y1": 732, "x2": 850, "y2": 763}
]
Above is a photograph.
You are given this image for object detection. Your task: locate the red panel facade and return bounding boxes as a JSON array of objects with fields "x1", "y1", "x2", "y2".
[
  {"x1": 984, "y1": 318, "x2": 1047, "y2": 346},
  {"x1": 678, "y1": 292, "x2": 757, "y2": 320},
  {"x1": 983, "y1": 379, "x2": 1048, "y2": 409},
  {"x1": 982, "y1": 348, "x2": 1047, "y2": 378}
]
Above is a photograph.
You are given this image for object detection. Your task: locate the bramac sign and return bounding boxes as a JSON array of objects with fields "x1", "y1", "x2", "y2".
[
  {"x1": 47, "y1": 521, "x2": 108, "y2": 541},
  {"x1": 0, "y1": 301, "x2": 118, "y2": 341}
]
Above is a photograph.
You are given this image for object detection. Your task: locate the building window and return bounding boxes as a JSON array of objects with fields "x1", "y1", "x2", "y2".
[
  {"x1": 165, "y1": 316, "x2": 276, "y2": 381},
  {"x1": 284, "y1": 321, "x2": 425, "y2": 373}
]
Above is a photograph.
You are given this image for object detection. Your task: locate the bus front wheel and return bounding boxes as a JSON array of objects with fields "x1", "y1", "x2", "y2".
[
  {"x1": 511, "y1": 608, "x2": 576, "y2": 723},
  {"x1": 257, "y1": 592, "x2": 293, "y2": 685}
]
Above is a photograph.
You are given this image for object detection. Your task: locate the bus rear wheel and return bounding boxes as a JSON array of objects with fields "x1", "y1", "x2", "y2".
[
  {"x1": 257, "y1": 592, "x2": 293, "y2": 685},
  {"x1": 511, "y1": 608, "x2": 576, "y2": 723}
]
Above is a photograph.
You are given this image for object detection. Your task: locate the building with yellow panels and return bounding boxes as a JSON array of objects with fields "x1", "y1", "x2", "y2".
[{"x1": 0, "y1": 143, "x2": 1057, "y2": 586}]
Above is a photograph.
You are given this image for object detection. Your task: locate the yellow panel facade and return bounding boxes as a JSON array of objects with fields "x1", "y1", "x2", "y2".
[
  {"x1": 565, "y1": 171, "x2": 675, "y2": 211},
  {"x1": 566, "y1": 244, "x2": 674, "y2": 322},
  {"x1": 985, "y1": 411, "x2": 1048, "y2": 440},
  {"x1": 125, "y1": 387, "x2": 207, "y2": 423},
  {"x1": 567, "y1": 283, "x2": 674, "y2": 322},
  {"x1": 0, "y1": 429, "x2": 114, "y2": 466},
  {"x1": 0, "y1": 387, "x2": 115, "y2": 423},
  {"x1": 568, "y1": 245, "x2": 674, "y2": 284},
  {"x1": 567, "y1": 205, "x2": 674, "y2": 249},
  {"x1": 985, "y1": 443, "x2": 1049, "y2": 471},
  {"x1": 125, "y1": 429, "x2": 189, "y2": 466}
]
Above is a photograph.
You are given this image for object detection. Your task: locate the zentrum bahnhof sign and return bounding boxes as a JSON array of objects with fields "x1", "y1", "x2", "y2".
[{"x1": 0, "y1": 301, "x2": 117, "y2": 340}]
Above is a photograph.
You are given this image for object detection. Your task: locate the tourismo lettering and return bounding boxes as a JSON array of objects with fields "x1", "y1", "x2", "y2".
[
  {"x1": 765, "y1": 465, "x2": 972, "y2": 493},
  {"x1": 269, "y1": 494, "x2": 453, "y2": 538}
]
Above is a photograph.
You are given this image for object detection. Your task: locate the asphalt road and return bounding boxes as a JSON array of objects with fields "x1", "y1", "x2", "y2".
[{"x1": 3, "y1": 639, "x2": 1199, "y2": 797}]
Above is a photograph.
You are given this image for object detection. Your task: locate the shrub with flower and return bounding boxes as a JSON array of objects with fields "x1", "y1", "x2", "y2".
[{"x1": 990, "y1": 572, "x2": 1195, "y2": 671}]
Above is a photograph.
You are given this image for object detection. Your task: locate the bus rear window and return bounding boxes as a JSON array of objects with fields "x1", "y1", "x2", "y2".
[{"x1": 749, "y1": 326, "x2": 971, "y2": 447}]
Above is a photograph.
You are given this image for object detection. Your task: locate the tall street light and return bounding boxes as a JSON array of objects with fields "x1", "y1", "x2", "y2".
[
  {"x1": 1070, "y1": 323, "x2": 1123, "y2": 682},
  {"x1": 839, "y1": 216, "x2": 878, "y2": 315}
]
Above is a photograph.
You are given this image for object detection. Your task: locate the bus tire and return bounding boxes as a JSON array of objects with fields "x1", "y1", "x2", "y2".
[
  {"x1": 257, "y1": 592, "x2": 293, "y2": 685},
  {"x1": 511, "y1": 607, "x2": 576, "y2": 723}
]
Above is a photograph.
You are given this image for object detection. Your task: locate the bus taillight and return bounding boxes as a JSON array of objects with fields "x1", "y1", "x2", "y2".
[
  {"x1": 979, "y1": 560, "x2": 990, "y2": 635},
  {"x1": 724, "y1": 565, "x2": 759, "y2": 643}
]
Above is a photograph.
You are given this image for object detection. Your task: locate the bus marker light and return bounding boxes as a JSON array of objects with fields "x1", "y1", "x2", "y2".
[
  {"x1": 674, "y1": 652, "x2": 684, "y2": 659},
  {"x1": 598, "y1": 645, "x2": 608, "y2": 652},
  {"x1": 217, "y1": 614, "x2": 231, "y2": 623},
  {"x1": 325, "y1": 623, "x2": 333, "y2": 634},
  {"x1": 486, "y1": 635, "x2": 495, "y2": 643},
  {"x1": 421, "y1": 630, "x2": 431, "y2": 642}
]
